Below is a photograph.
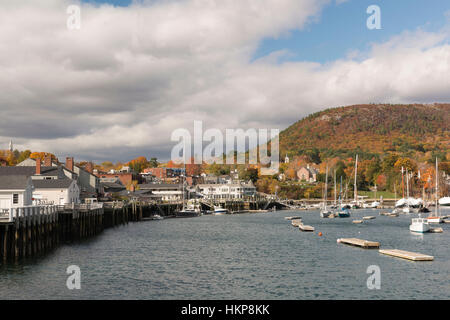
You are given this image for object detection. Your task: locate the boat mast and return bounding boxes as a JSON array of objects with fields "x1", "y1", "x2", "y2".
[
  {"x1": 324, "y1": 164, "x2": 328, "y2": 208},
  {"x1": 401, "y1": 166, "x2": 405, "y2": 199},
  {"x1": 406, "y1": 168, "x2": 409, "y2": 199},
  {"x1": 354, "y1": 155, "x2": 358, "y2": 204},
  {"x1": 334, "y1": 169, "x2": 337, "y2": 206},
  {"x1": 436, "y1": 157, "x2": 439, "y2": 217}
]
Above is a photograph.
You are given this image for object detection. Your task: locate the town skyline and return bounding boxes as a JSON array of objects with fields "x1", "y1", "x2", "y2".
[{"x1": 0, "y1": 0, "x2": 449, "y2": 161}]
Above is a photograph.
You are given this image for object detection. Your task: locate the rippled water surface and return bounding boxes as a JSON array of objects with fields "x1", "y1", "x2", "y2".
[{"x1": 1, "y1": 208, "x2": 449, "y2": 299}]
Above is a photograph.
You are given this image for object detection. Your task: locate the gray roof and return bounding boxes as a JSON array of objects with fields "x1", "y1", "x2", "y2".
[
  {"x1": 138, "y1": 183, "x2": 182, "y2": 190},
  {"x1": 32, "y1": 179, "x2": 74, "y2": 189},
  {"x1": 0, "y1": 175, "x2": 31, "y2": 190},
  {"x1": 0, "y1": 166, "x2": 60, "y2": 177}
]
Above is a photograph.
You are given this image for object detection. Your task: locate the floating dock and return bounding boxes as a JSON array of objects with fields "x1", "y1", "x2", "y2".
[
  {"x1": 285, "y1": 216, "x2": 302, "y2": 220},
  {"x1": 298, "y1": 224, "x2": 314, "y2": 232},
  {"x1": 337, "y1": 238, "x2": 379, "y2": 248},
  {"x1": 429, "y1": 227, "x2": 443, "y2": 233},
  {"x1": 379, "y1": 249, "x2": 434, "y2": 261}
]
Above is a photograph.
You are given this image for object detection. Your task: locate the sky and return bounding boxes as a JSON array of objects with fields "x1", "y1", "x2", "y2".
[{"x1": 0, "y1": 0, "x2": 449, "y2": 163}]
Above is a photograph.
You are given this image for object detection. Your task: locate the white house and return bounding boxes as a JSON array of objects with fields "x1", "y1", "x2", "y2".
[
  {"x1": 0, "y1": 171, "x2": 33, "y2": 211},
  {"x1": 32, "y1": 179, "x2": 80, "y2": 205}
]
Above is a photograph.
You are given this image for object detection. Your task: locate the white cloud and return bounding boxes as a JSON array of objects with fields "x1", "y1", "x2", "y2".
[{"x1": 0, "y1": 0, "x2": 449, "y2": 162}]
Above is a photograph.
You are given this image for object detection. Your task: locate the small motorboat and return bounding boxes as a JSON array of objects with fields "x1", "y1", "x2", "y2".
[
  {"x1": 213, "y1": 205, "x2": 228, "y2": 215},
  {"x1": 337, "y1": 208, "x2": 351, "y2": 218},
  {"x1": 409, "y1": 215, "x2": 430, "y2": 233}
]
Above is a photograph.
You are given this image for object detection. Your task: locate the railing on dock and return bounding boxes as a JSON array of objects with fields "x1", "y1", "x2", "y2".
[{"x1": 1, "y1": 205, "x2": 59, "y2": 223}]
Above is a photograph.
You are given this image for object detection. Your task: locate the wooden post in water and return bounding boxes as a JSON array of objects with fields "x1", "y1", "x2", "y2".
[{"x1": 3, "y1": 225, "x2": 8, "y2": 262}]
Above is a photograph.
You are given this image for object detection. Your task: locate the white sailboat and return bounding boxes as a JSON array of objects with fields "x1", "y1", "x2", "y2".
[
  {"x1": 427, "y1": 158, "x2": 442, "y2": 224},
  {"x1": 320, "y1": 165, "x2": 332, "y2": 218}
]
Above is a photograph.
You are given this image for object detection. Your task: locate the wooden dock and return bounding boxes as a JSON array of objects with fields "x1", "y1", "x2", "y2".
[
  {"x1": 298, "y1": 224, "x2": 314, "y2": 232},
  {"x1": 379, "y1": 249, "x2": 434, "y2": 261},
  {"x1": 285, "y1": 216, "x2": 301, "y2": 220},
  {"x1": 338, "y1": 238, "x2": 379, "y2": 248}
]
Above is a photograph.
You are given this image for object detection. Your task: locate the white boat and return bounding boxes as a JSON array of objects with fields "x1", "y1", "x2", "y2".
[
  {"x1": 409, "y1": 215, "x2": 430, "y2": 233},
  {"x1": 213, "y1": 205, "x2": 228, "y2": 215},
  {"x1": 439, "y1": 197, "x2": 450, "y2": 207},
  {"x1": 151, "y1": 214, "x2": 163, "y2": 220},
  {"x1": 320, "y1": 164, "x2": 332, "y2": 218},
  {"x1": 402, "y1": 207, "x2": 411, "y2": 214},
  {"x1": 427, "y1": 216, "x2": 442, "y2": 224},
  {"x1": 395, "y1": 197, "x2": 423, "y2": 208},
  {"x1": 370, "y1": 201, "x2": 380, "y2": 208}
]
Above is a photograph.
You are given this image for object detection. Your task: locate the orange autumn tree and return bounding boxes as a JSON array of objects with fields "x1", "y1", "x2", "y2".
[{"x1": 30, "y1": 152, "x2": 57, "y2": 162}]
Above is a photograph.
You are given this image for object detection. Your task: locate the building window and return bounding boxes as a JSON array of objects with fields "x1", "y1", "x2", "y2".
[{"x1": 13, "y1": 194, "x2": 19, "y2": 204}]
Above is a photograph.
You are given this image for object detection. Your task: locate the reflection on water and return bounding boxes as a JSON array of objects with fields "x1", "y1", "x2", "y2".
[{"x1": 0, "y1": 208, "x2": 449, "y2": 300}]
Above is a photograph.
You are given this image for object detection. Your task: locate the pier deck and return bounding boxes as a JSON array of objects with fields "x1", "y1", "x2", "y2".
[
  {"x1": 379, "y1": 249, "x2": 434, "y2": 261},
  {"x1": 338, "y1": 238, "x2": 379, "y2": 248}
]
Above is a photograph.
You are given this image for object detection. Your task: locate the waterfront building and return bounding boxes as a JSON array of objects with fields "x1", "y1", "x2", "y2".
[
  {"x1": 0, "y1": 170, "x2": 33, "y2": 210},
  {"x1": 17, "y1": 156, "x2": 100, "y2": 199},
  {"x1": 0, "y1": 160, "x2": 80, "y2": 209},
  {"x1": 196, "y1": 181, "x2": 256, "y2": 200},
  {"x1": 137, "y1": 183, "x2": 186, "y2": 201},
  {"x1": 32, "y1": 179, "x2": 80, "y2": 205}
]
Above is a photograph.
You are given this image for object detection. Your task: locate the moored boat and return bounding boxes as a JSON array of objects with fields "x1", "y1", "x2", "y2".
[{"x1": 409, "y1": 215, "x2": 430, "y2": 233}]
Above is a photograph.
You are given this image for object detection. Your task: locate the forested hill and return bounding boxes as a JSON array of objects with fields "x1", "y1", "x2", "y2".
[{"x1": 279, "y1": 103, "x2": 450, "y2": 162}]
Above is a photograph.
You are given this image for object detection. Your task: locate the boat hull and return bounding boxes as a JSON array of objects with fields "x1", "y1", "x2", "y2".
[{"x1": 427, "y1": 217, "x2": 442, "y2": 224}]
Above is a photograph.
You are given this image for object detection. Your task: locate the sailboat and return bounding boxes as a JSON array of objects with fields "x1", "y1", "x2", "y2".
[
  {"x1": 338, "y1": 156, "x2": 358, "y2": 218},
  {"x1": 427, "y1": 158, "x2": 442, "y2": 224},
  {"x1": 403, "y1": 168, "x2": 412, "y2": 213},
  {"x1": 176, "y1": 146, "x2": 201, "y2": 218},
  {"x1": 330, "y1": 169, "x2": 338, "y2": 209},
  {"x1": 320, "y1": 164, "x2": 332, "y2": 218}
]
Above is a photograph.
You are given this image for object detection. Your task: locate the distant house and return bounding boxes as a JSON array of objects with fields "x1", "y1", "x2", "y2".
[
  {"x1": 99, "y1": 177, "x2": 126, "y2": 193},
  {"x1": 297, "y1": 165, "x2": 318, "y2": 182}
]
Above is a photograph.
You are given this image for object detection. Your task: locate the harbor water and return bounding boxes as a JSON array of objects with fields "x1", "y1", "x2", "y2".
[{"x1": 1, "y1": 208, "x2": 449, "y2": 299}]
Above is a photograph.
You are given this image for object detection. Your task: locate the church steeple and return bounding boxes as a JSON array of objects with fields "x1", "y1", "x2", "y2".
[
  {"x1": 8, "y1": 140, "x2": 13, "y2": 152},
  {"x1": 285, "y1": 154, "x2": 289, "y2": 163}
]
